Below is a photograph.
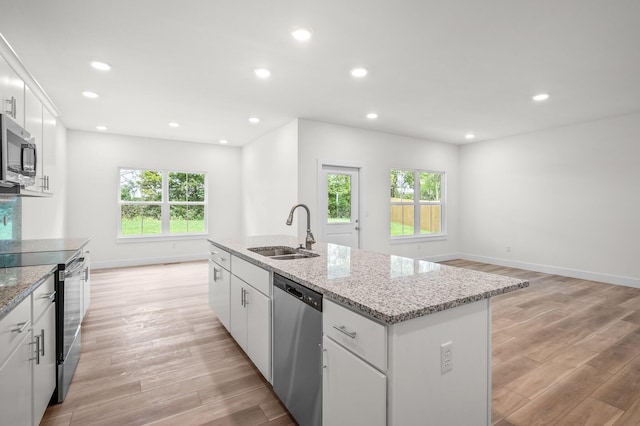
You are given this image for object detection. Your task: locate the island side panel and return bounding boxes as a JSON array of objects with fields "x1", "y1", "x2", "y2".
[{"x1": 387, "y1": 299, "x2": 490, "y2": 426}]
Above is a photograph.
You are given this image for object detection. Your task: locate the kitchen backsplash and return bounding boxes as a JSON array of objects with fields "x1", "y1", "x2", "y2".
[{"x1": 0, "y1": 197, "x2": 21, "y2": 240}]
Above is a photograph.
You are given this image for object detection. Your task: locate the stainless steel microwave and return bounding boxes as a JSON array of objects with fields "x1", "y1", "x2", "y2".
[{"x1": 1, "y1": 113, "x2": 37, "y2": 187}]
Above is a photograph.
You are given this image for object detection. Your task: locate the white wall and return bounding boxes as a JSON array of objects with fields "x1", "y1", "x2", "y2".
[
  {"x1": 65, "y1": 130, "x2": 242, "y2": 268},
  {"x1": 21, "y1": 120, "x2": 67, "y2": 239},
  {"x1": 241, "y1": 120, "x2": 298, "y2": 237},
  {"x1": 460, "y1": 113, "x2": 640, "y2": 286},
  {"x1": 298, "y1": 119, "x2": 461, "y2": 260}
]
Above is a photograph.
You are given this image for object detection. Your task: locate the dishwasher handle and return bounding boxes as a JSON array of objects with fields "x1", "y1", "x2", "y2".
[{"x1": 287, "y1": 285, "x2": 304, "y2": 300}]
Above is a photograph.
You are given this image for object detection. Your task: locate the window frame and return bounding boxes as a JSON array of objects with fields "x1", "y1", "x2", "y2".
[
  {"x1": 390, "y1": 168, "x2": 447, "y2": 243},
  {"x1": 117, "y1": 167, "x2": 208, "y2": 241}
]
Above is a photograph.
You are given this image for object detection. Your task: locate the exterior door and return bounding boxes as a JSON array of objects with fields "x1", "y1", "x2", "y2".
[{"x1": 320, "y1": 165, "x2": 360, "y2": 248}]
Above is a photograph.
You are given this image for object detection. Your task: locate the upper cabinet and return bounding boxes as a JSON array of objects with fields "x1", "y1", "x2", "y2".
[
  {"x1": 1, "y1": 38, "x2": 59, "y2": 196},
  {"x1": 24, "y1": 85, "x2": 43, "y2": 192},
  {"x1": 0, "y1": 56, "x2": 24, "y2": 126},
  {"x1": 42, "y1": 107, "x2": 56, "y2": 193}
]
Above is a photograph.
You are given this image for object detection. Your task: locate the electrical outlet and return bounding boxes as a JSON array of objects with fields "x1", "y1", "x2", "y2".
[{"x1": 441, "y1": 341, "x2": 453, "y2": 374}]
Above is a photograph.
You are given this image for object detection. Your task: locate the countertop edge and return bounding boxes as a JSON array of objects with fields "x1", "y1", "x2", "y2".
[{"x1": 0, "y1": 264, "x2": 58, "y2": 321}]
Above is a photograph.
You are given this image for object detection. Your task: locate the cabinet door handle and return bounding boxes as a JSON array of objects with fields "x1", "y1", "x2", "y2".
[
  {"x1": 12, "y1": 97, "x2": 17, "y2": 119},
  {"x1": 333, "y1": 325, "x2": 357, "y2": 339},
  {"x1": 42, "y1": 291, "x2": 56, "y2": 301},
  {"x1": 321, "y1": 345, "x2": 327, "y2": 369},
  {"x1": 40, "y1": 329, "x2": 45, "y2": 356},
  {"x1": 240, "y1": 287, "x2": 245, "y2": 307},
  {"x1": 31, "y1": 335, "x2": 41, "y2": 364},
  {"x1": 12, "y1": 320, "x2": 31, "y2": 334},
  {"x1": 244, "y1": 288, "x2": 249, "y2": 306},
  {"x1": 213, "y1": 267, "x2": 220, "y2": 282}
]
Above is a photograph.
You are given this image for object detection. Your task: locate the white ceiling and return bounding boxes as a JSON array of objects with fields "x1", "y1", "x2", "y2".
[{"x1": 1, "y1": 0, "x2": 640, "y2": 146}]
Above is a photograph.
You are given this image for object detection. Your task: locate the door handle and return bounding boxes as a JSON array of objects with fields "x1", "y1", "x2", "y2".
[
  {"x1": 40, "y1": 329, "x2": 45, "y2": 356},
  {"x1": 355, "y1": 226, "x2": 360, "y2": 231}
]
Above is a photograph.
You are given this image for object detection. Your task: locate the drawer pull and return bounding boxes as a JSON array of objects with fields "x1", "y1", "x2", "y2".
[
  {"x1": 12, "y1": 320, "x2": 31, "y2": 334},
  {"x1": 333, "y1": 325, "x2": 357, "y2": 339},
  {"x1": 42, "y1": 291, "x2": 56, "y2": 301}
]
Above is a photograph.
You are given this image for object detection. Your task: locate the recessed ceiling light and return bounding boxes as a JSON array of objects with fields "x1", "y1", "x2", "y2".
[
  {"x1": 465, "y1": 133, "x2": 475, "y2": 140},
  {"x1": 254, "y1": 68, "x2": 271, "y2": 79},
  {"x1": 96, "y1": 125, "x2": 108, "y2": 131},
  {"x1": 91, "y1": 61, "x2": 111, "y2": 71},
  {"x1": 168, "y1": 122, "x2": 180, "y2": 128},
  {"x1": 532, "y1": 93, "x2": 550, "y2": 102},
  {"x1": 82, "y1": 91, "x2": 99, "y2": 99},
  {"x1": 219, "y1": 139, "x2": 228, "y2": 144},
  {"x1": 366, "y1": 112, "x2": 378, "y2": 120},
  {"x1": 248, "y1": 117, "x2": 260, "y2": 124},
  {"x1": 351, "y1": 67, "x2": 368, "y2": 78},
  {"x1": 291, "y1": 26, "x2": 313, "y2": 41}
]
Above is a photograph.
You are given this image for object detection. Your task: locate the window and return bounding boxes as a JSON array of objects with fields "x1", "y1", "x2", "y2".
[
  {"x1": 119, "y1": 169, "x2": 206, "y2": 237},
  {"x1": 390, "y1": 169, "x2": 445, "y2": 239}
]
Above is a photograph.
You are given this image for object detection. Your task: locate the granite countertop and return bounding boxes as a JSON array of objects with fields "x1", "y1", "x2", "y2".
[
  {"x1": 0, "y1": 265, "x2": 57, "y2": 320},
  {"x1": 0, "y1": 237, "x2": 91, "y2": 321},
  {"x1": 0, "y1": 237, "x2": 90, "y2": 254},
  {"x1": 209, "y1": 235, "x2": 529, "y2": 325}
]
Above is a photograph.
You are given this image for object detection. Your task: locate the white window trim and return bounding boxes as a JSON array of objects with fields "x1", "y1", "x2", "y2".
[
  {"x1": 389, "y1": 168, "x2": 447, "y2": 243},
  {"x1": 117, "y1": 167, "x2": 208, "y2": 240}
]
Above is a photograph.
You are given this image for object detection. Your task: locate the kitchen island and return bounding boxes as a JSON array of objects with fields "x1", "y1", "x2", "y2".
[{"x1": 208, "y1": 235, "x2": 528, "y2": 426}]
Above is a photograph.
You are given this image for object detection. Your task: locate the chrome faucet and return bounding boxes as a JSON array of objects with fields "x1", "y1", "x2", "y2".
[{"x1": 286, "y1": 203, "x2": 316, "y2": 250}]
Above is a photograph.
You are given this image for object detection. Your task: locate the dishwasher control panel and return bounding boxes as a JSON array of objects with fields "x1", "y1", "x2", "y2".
[{"x1": 274, "y1": 273, "x2": 323, "y2": 312}]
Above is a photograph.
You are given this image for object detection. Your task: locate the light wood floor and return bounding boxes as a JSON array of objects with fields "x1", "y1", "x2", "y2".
[
  {"x1": 41, "y1": 260, "x2": 640, "y2": 425},
  {"x1": 41, "y1": 261, "x2": 294, "y2": 426},
  {"x1": 442, "y1": 259, "x2": 640, "y2": 426}
]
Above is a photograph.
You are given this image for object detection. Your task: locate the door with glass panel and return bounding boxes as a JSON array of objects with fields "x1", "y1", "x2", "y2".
[{"x1": 320, "y1": 166, "x2": 360, "y2": 248}]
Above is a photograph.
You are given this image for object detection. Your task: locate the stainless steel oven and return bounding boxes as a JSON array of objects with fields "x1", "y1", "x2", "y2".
[{"x1": 54, "y1": 254, "x2": 87, "y2": 403}]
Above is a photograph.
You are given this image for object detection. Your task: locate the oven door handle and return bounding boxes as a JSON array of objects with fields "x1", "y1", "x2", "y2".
[{"x1": 64, "y1": 257, "x2": 87, "y2": 278}]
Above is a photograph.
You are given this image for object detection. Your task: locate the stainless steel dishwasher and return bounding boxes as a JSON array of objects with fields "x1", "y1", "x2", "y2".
[{"x1": 273, "y1": 273, "x2": 323, "y2": 426}]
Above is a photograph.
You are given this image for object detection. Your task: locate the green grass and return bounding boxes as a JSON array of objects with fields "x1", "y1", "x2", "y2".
[
  {"x1": 121, "y1": 218, "x2": 204, "y2": 235},
  {"x1": 390, "y1": 221, "x2": 438, "y2": 236},
  {"x1": 391, "y1": 221, "x2": 414, "y2": 236}
]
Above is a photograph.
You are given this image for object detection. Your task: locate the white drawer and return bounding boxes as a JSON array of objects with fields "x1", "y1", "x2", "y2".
[
  {"x1": 323, "y1": 299, "x2": 387, "y2": 371},
  {"x1": 209, "y1": 243, "x2": 231, "y2": 270},
  {"x1": 0, "y1": 296, "x2": 31, "y2": 367},
  {"x1": 32, "y1": 274, "x2": 55, "y2": 323},
  {"x1": 231, "y1": 255, "x2": 269, "y2": 297}
]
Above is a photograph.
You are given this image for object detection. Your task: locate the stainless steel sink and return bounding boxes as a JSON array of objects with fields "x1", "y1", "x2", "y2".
[{"x1": 248, "y1": 246, "x2": 319, "y2": 260}]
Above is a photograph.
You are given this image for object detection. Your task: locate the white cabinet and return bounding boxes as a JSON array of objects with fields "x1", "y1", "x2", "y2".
[
  {"x1": 32, "y1": 302, "x2": 56, "y2": 424},
  {"x1": 41, "y1": 107, "x2": 56, "y2": 193},
  {"x1": 322, "y1": 336, "x2": 386, "y2": 426},
  {"x1": 208, "y1": 243, "x2": 231, "y2": 330},
  {"x1": 0, "y1": 296, "x2": 32, "y2": 426},
  {"x1": 0, "y1": 56, "x2": 24, "y2": 125},
  {"x1": 0, "y1": 331, "x2": 32, "y2": 426},
  {"x1": 229, "y1": 255, "x2": 271, "y2": 382},
  {"x1": 23, "y1": 85, "x2": 43, "y2": 192},
  {"x1": 0, "y1": 273, "x2": 57, "y2": 426},
  {"x1": 322, "y1": 300, "x2": 387, "y2": 426},
  {"x1": 81, "y1": 248, "x2": 91, "y2": 321},
  {"x1": 229, "y1": 274, "x2": 271, "y2": 381}
]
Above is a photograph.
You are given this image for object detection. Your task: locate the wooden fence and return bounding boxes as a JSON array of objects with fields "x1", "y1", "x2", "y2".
[{"x1": 390, "y1": 201, "x2": 441, "y2": 233}]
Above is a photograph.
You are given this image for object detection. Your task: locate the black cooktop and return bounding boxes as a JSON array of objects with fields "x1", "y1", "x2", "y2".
[{"x1": 0, "y1": 250, "x2": 79, "y2": 268}]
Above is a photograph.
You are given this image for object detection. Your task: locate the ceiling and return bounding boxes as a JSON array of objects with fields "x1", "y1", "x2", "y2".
[{"x1": 1, "y1": 0, "x2": 639, "y2": 146}]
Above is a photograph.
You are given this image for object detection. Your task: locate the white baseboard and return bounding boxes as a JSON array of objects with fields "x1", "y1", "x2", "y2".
[
  {"x1": 419, "y1": 253, "x2": 462, "y2": 263},
  {"x1": 92, "y1": 253, "x2": 208, "y2": 270},
  {"x1": 460, "y1": 253, "x2": 640, "y2": 288}
]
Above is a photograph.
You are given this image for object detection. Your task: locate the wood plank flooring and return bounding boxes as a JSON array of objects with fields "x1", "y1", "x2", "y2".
[
  {"x1": 441, "y1": 259, "x2": 640, "y2": 426},
  {"x1": 41, "y1": 261, "x2": 294, "y2": 426},
  {"x1": 41, "y1": 259, "x2": 640, "y2": 425}
]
